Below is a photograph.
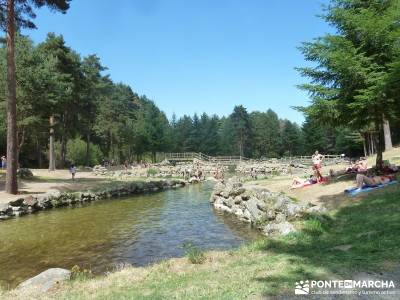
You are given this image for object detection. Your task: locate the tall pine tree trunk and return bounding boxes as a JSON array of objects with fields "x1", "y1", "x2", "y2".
[
  {"x1": 49, "y1": 115, "x2": 56, "y2": 171},
  {"x1": 60, "y1": 110, "x2": 68, "y2": 167},
  {"x1": 5, "y1": 0, "x2": 18, "y2": 194},
  {"x1": 362, "y1": 133, "x2": 367, "y2": 157},
  {"x1": 369, "y1": 132, "x2": 374, "y2": 155},
  {"x1": 61, "y1": 138, "x2": 66, "y2": 167},
  {"x1": 383, "y1": 118, "x2": 392, "y2": 151},
  {"x1": 375, "y1": 122, "x2": 384, "y2": 170},
  {"x1": 36, "y1": 138, "x2": 42, "y2": 168},
  {"x1": 85, "y1": 132, "x2": 90, "y2": 166}
]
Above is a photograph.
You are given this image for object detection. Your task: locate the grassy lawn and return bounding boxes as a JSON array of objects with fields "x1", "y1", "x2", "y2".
[{"x1": 3, "y1": 184, "x2": 399, "y2": 299}]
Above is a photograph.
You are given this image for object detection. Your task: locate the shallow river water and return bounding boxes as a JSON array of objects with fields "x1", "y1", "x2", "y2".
[{"x1": 0, "y1": 182, "x2": 260, "y2": 288}]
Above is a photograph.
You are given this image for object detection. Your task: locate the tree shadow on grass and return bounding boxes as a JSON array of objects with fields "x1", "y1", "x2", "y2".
[{"x1": 251, "y1": 188, "x2": 400, "y2": 297}]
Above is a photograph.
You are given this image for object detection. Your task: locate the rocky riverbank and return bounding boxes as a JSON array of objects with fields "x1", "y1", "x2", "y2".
[
  {"x1": 210, "y1": 178, "x2": 326, "y2": 236},
  {"x1": 92, "y1": 159, "x2": 228, "y2": 180},
  {"x1": 235, "y1": 161, "x2": 308, "y2": 178},
  {"x1": 0, "y1": 179, "x2": 190, "y2": 221}
]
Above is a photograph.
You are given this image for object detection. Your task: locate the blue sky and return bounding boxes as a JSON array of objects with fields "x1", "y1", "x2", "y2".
[{"x1": 23, "y1": 0, "x2": 332, "y2": 124}]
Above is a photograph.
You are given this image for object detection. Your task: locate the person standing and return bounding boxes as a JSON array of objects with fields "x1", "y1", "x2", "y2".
[
  {"x1": 312, "y1": 150, "x2": 324, "y2": 182},
  {"x1": 69, "y1": 164, "x2": 77, "y2": 181},
  {"x1": 1, "y1": 156, "x2": 6, "y2": 169}
]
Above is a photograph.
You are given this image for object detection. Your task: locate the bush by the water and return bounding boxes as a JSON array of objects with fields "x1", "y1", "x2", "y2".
[
  {"x1": 183, "y1": 242, "x2": 206, "y2": 264},
  {"x1": 17, "y1": 168, "x2": 33, "y2": 179},
  {"x1": 70, "y1": 265, "x2": 93, "y2": 282}
]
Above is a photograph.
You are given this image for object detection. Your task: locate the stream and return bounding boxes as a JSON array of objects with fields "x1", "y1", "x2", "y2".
[{"x1": 0, "y1": 181, "x2": 260, "y2": 288}]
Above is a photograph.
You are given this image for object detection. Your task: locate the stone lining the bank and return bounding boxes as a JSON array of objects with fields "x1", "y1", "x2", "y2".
[
  {"x1": 210, "y1": 178, "x2": 327, "y2": 236},
  {"x1": 0, "y1": 179, "x2": 190, "y2": 221}
]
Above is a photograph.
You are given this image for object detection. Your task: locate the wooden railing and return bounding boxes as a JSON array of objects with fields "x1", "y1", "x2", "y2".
[
  {"x1": 164, "y1": 152, "x2": 249, "y2": 164},
  {"x1": 164, "y1": 152, "x2": 343, "y2": 166},
  {"x1": 276, "y1": 155, "x2": 343, "y2": 166}
]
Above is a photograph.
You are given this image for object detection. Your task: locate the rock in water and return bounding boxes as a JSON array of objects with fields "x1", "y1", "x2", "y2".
[
  {"x1": 18, "y1": 268, "x2": 71, "y2": 292},
  {"x1": 244, "y1": 197, "x2": 265, "y2": 222},
  {"x1": 210, "y1": 178, "x2": 326, "y2": 236}
]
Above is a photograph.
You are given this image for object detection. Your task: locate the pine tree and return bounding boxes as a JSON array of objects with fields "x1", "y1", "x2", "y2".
[
  {"x1": 0, "y1": 0, "x2": 70, "y2": 193},
  {"x1": 297, "y1": 0, "x2": 400, "y2": 169},
  {"x1": 230, "y1": 105, "x2": 252, "y2": 157}
]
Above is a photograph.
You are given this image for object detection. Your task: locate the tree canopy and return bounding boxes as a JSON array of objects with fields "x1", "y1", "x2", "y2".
[{"x1": 297, "y1": 0, "x2": 400, "y2": 168}]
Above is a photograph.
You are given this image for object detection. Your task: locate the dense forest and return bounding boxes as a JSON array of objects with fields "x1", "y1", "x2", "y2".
[{"x1": 0, "y1": 33, "x2": 397, "y2": 168}]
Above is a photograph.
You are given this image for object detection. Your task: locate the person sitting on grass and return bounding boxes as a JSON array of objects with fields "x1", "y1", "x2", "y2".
[
  {"x1": 355, "y1": 173, "x2": 396, "y2": 190},
  {"x1": 346, "y1": 158, "x2": 368, "y2": 173},
  {"x1": 357, "y1": 158, "x2": 368, "y2": 172},
  {"x1": 291, "y1": 175, "x2": 318, "y2": 189}
]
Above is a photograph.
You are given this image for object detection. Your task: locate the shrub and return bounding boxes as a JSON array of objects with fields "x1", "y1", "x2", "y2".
[
  {"x1": 271, "y1": 170, "x2": 281, "y2": 176},
  {"x1": 70, "y1": 265, "x2": 93, "y2": 282},
  {"x1": 183, "y1": 242, "x2": 206, "y2": 264},
  {"x1": 147, "y1": 168, "x2": 159, "y2": 177},
  {"x1": 17, "y1": 168, "x2": 33, "y2": 179},
  {"x1": 248, "y1": 239, "x2": 272, "y2": 252},
  {"x1": 66, "y1": 137, "x2": 103, "y2": 167},
  {"x1": 303, "y1": 218, "x2": 324, "y2": 236}
]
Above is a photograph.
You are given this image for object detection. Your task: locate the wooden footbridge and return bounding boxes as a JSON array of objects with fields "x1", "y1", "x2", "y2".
[
  {"x1": 164, "y1": 152, "x2": 250, "y2": 165},
  {"x1": 164, "y1": 152, "x2": 343, "y2": 166}
]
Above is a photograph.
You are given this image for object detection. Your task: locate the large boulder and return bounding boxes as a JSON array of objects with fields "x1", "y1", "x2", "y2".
[
  {"x1": 188, "y1": 177, "x2": 199, "y2": 184},
  {"x1": 0, "y1": 203, "x2": 10, "y2": 213},
  {"x1": 45, "y1": 189, "x2": 62, "y2": 199},
  {"x1": 244, "y1": 197, "x2": 266, "y2": 222},
  {"x1": 23, "y1": 195, "x2": 39, "y2": 208},
  {"x1": 222, "y1": 197, "x2": 234, "y2": 208},
  {"x1": 18, "y1": 268, "x2": 71, "y2": 292},
  {"x1": 284, "y1": 202, "x2": 306, "y2": 219},
  {"x1": 263, "y1": 221, "x2": 296, "y2": 236},
  {"x1": 221, "y1": 177, "x2": 245, "y2": 198},
  {"x1": 37, "y1": 194, "x2": 52, "y2": 209},
  {"x1": 211, "y1": 179, "x2": 326, "y2": 236},
  {"x1": 307, "y1": 205, "x2": 328, "y2": 214},
  {"x1": 214, "y1": 197, "x2": 232, "y2": 213},
  {"x1": 9, "y1": 198, "x2": 24, "y2": 207},
  {"x1": 0, "y1": 203, "x2": 12, "y2": 217}
]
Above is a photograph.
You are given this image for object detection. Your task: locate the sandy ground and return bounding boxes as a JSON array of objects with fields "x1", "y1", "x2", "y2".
[{"x1": 0, "y1": 169, "x2": 112, "y2": 204}]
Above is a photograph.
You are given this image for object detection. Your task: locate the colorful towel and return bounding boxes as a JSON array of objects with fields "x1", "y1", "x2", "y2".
[{"x1": 345, "y1": 180, "x2": 398, "y2": 197}]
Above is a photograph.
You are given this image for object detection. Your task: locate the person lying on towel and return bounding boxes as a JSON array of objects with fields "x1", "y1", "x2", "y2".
[
  {"x1": 355, "y1": 174, "x2": 396, "y2": 191},
  {"x1": 291, "y1": 175, "x2": 318, "y2": 189}
]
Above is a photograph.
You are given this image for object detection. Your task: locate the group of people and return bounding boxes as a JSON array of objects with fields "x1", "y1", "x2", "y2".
[
  {"x1": 212, "y1": 169, "x2": 224, "y2": 180},
  {"x1": 182, "y1": 167, "x2": 204, "y2": 181},
  {"x1": 290, "y1": 151, "x2": 325, "y2": 189},
  {"x1": 291, "y1": 150, "x2": 397, "y2": 191}
]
